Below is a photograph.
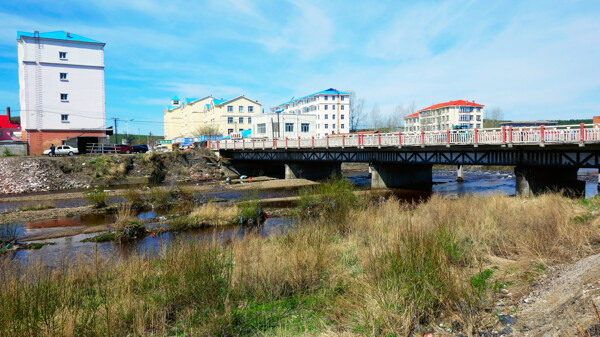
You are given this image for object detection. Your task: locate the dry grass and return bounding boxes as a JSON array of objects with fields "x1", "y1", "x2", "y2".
[{"x1": 1, "y1": 188, "x2": 599, "y2": 336}]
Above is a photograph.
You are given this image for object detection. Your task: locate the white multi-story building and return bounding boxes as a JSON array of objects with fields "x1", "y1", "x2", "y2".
[
  {"x1": 17, "y1": 31, "x2": 106, "y2": 154},
  {"x1": 252, "y1": 113, "x2": 317, "y2": 139},
  {"x1": 403, "y1": 100, "x2": 484, "y2": 132},
  {"x1": 270, "y1": 88, "x2": 350, "y2": 137}
]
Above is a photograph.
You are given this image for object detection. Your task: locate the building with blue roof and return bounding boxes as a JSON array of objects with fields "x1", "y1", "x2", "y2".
[
  {"x1": 164, "y1": 94, "x2": 262, "y2": 140},
  {"x1": 270, "y1": 88, "x2": 351, "y2": 136},
  {"x1": 17, "y1": 30, "x2": 107, "y2": 154}
]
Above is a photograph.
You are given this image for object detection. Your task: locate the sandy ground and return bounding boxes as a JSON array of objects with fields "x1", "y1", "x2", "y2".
[
  {"x1": 0, "y1": 177, "x2": 316, "y2": 203},
  {"x1": 516, "y1": 252, "x2": 600, "y2": 336},
  {"x1": 0, "y1": 205, "x2": 100, "y2": 224}
]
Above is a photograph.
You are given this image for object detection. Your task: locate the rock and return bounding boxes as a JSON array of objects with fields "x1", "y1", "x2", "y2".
[{"x1": 498, "y1": 314, "x2": 517, "y2": 326}]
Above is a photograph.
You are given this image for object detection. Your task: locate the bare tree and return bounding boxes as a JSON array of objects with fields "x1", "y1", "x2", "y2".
[
  {"x1": 193, "y1": 125, "x2": 220, "y2": 137},
  {"x1": 369, "y1": 104, "x2": 382, "y2": 130},
  {"x1": 348, "y1": 90, "x2": 366, "y2": 132},
  {"x1": 483, "y1": 107, "x2": 503, "y2": 128}
]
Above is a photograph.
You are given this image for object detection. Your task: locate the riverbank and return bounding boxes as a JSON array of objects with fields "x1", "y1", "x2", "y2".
[{"x1": 2, "y1": 181, "x2": 599, "y2": 336}]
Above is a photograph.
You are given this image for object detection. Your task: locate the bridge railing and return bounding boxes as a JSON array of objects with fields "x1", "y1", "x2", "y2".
[{"x1": 209, "y1": 124, "x2": 600, "y2": 150}]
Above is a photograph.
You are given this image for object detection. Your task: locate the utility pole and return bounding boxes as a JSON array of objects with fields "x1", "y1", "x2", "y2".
[{"x1": 111, "y1": 117, "x2": 118, "y2": 144}]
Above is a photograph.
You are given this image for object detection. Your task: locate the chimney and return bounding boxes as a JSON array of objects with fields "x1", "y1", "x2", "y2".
[
  {"x1": 66, "y1": 32, "x2": 71, "y2": 38},
  {"x1": 6, "y1": 107, "x2": 10, "y2": 121}
]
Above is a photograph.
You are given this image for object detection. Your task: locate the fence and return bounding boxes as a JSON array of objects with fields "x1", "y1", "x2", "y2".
[{"x1": 209, "y1": 124, "x2": 600, "y2": 150}]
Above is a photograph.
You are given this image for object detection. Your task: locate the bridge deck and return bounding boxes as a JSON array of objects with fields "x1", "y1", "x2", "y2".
[{"x1": 210, "y1": 124, "x2": 600, "y2": 151}]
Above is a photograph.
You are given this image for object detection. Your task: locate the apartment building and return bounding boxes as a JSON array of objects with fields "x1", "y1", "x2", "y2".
[
  {"x1": 164, "y1": 95, "x2": 261, "y2": 140},
  {"x1": 252, "y1": 113, "x2": 317, "y2": 139},
  {"x1": 403, "y1": 100, "x2": 484, "y2": 132},
  {"x1": 17, "y1": 31, "x2": 106, "y2": 154},
  {"x1": 270, "y1": 88, "x2": 350, "y2": 137}
]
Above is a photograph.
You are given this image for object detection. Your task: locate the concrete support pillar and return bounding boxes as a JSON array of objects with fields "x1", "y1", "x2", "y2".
[
  {"x1": 456, "y1": 165, "x2": 464, "y2": 182},
  {"x1": 223, "y1": 160, "x2": 285, "y2": 179},
  {"x1": 370, "y1": 163, "x2": 433, "y2": 189},
  {"x1": 284, "y1": 162, "x2": 341, "y2": 181},
  {"x1": 515, "y1": 165, "x2": 585, "y2": 197}
]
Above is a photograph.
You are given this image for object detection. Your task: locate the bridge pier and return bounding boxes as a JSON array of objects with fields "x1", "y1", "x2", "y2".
[
  {"x1": 370, "y1": 163, "x2": 433, "y2": 189},
  {"x1": 456, "y1": 165, "x2": 464, "y2": 182},
  {"x1": 284, "y1": 162, "x2": 341, "y2": 180},
  {"x1": 515, "y1": 165, "x2": 585, "y2": 197}
]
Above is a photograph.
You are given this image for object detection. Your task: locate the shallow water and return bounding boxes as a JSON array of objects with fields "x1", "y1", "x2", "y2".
[{"x1": 7, "y1": 217, "x2": 296, "y2": 267}]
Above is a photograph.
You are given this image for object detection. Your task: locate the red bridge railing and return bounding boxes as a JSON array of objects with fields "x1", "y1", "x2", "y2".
[{"x1": 209, "y1": 124, "x2": 600, "y2": 150}]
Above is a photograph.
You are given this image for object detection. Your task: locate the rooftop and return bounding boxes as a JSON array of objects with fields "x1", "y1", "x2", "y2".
[
  {"x1": 418, "y1": 100, "x2": 484, "y2": 112},
  {"x1": 404, "y1": 112, "x2": 420, "y2": 119},
  {"x1": 17, "y1": 31, "x2": 103, "y2": 44},
  {"x1": 276, "y1": 88, "x2": 349, "y2": 107},
  {"x1": 0, "y1": 115, "x2": 20, "y2": 129}
]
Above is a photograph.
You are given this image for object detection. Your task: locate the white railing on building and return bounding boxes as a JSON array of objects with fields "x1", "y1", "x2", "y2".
[{"x1": 208, "y1": 124, "x2": 600, "y2": 151}]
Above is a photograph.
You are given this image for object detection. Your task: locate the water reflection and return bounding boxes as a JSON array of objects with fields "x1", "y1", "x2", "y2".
[{"x1": 7, "y1": 217, "x2": 296, "y2": 267}]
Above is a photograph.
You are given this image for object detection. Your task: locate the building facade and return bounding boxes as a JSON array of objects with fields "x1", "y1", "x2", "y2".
[
  {"x1": 252, "y1": 113, "x2": 317, "y2": 139},
  {"x1": 403, "y1": 100, "x2": 484, "y2": 132},
  {"x1": 17, "y1": 31, "x2": 106, "y2": 154},
  {"x1": 270, "y1": 88, "x2": 350, "y2": 137},
  {"x1": 164, "y1": 95, "x2": 261, "y2": 140}
]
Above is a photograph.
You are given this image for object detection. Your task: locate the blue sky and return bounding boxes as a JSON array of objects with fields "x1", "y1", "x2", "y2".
[{"x1": 0, "y1": 0, "x2": 599, "y2": 135}]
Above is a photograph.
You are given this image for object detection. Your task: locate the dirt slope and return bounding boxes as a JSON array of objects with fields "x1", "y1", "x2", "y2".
[{"x1": 517, "y1": 252, "x2": 600, "y2": 336}]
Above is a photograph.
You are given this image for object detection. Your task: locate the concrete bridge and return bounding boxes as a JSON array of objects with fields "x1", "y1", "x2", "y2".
[{"x1": 211, "y1": 124, "x2": 600, "y2": 196}]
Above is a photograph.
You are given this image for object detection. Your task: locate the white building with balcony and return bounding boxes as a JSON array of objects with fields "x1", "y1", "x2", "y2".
[
  {"x1": 17, "y1": 30, "x2": 106, "y2": 154},
  {"x1": 403, "y1": 100, "x2": 484, "y2": 132},
  {"x1": 270, "y1": 88, "x2": 350, "y2": 137}
]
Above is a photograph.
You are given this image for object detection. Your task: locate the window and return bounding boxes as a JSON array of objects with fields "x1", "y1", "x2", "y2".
[
  {"x1": 60, "y1": 93, "x2": 68, "y2": 101},
  {"x1": 61, "y1": 114, "x2": 69, "y2": 122},
  {"x1": 228, "y1": 129, "x2": 234, "y2": 134},
  {"x1": 239, "y1": 129, "x2": 244, "y2": 132},
  {"x1": 248, "y1": 106, "x2": 254, "y2": 112},
  {"x1": 227, "y1": 117, "x2": 233, "y2": 124},
  {"x1": 248, "y1": 117, "x2": 252, "y2": 124},
  {"x1": 324, "y1": 124, "x2": 328, "y2": 129},
  {"x1": 238, "y1": 106, "x2": 243, "y2": 112},
  {"x1": 227, "y1": 106, "x2": 233, "y2": 112},
  {"x1": 59, "y1": 51, "x2": 67, "y2": 59},
  {"x1": 332, "y1": 114, "x2": 335, "y2": 120},
  {"x1": 324, "y1": 114, "x2": 328, "y2": 119},
  {"x1": 324, "y1": 105, "x2": 328, "y2": 110},
  {"x1": 341, "y1": 114, "x2": 345, "y2": 120},
  {"x1": 341, "y1": 105, "x2": 344, "y2": 110},
  {"x1": 470, "y1": 115, "x2": 474, "y2": 121},
  {"x1": 285, "y1": 123, "x2": 294, "y2": 132},
  {"x1": 332, "y1": 124, "x2": 335, "y2": 130},
  {"x1": 239, "y1": 117, "x2": 244, "y2": 123},
  {"x1": 301, "y1": 123, "x2": 310, "y2": 132},
  {"x1": 476, "y1": 115, "x2": 481, "y2": 121},
  {"x1": 257, "y1": 123, "x2": 266, "y2": 133},
  {"x1": 324, "y1": 96, "x2": 328, "y2": 100},
  {"x1": 476, "y1": 124, "x2": 481, "y2": 128},
  {"x1": 341, "y1": 96, "x2": 344, "y2": 101},
  {"x1": 60, "y1": 73, "x2": 67, "y2": 80},
  {"x1": 341, "y1": 124, "x2": 345, "y2": 129}
]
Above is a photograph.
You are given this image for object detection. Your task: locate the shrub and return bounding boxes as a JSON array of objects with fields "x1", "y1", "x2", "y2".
[
  {"x1": 84, "y1": 188, "x2": 108, "y2": 208},
  {"x1": 0, "y1": 223, "x2": 21, "y2": 243},
  {"x1": 123, "y1": 187, "x2": 145, "y2": 208},
  {"x1": 298, "y1": 175, "x2": 359, "y2": 231}
]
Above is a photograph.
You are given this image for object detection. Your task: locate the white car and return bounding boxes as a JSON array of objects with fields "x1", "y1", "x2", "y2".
[
  {"x1": 153, "y1": 144, "x2": 172, "y2": 153},
  {"x1": 43, "y1": 145, "x2": 79, "y2": 156}
]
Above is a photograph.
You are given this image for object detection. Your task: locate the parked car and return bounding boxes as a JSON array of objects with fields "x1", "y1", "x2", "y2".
[
  {"x1": 115, "y1": 144, "x2": 133, "y2": 154},
  {"x1": 132, "y1": 144, "x2": 149, "y2": 153},
  {"x1": 43, "y1": 145, "x2": 79, "y2": 156},
  {"x1": 154, "y1": 144, "x2": 172, "y2": 153}
]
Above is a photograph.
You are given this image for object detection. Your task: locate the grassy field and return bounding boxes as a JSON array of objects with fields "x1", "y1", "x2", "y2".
[{"x1": 1, "y1": 178, "x2": 599, "y2": 336}]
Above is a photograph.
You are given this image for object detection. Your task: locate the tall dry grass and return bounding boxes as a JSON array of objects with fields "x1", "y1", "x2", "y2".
[{"x1": 1, "y1": 185, "x2": 599, "y2": 336}]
